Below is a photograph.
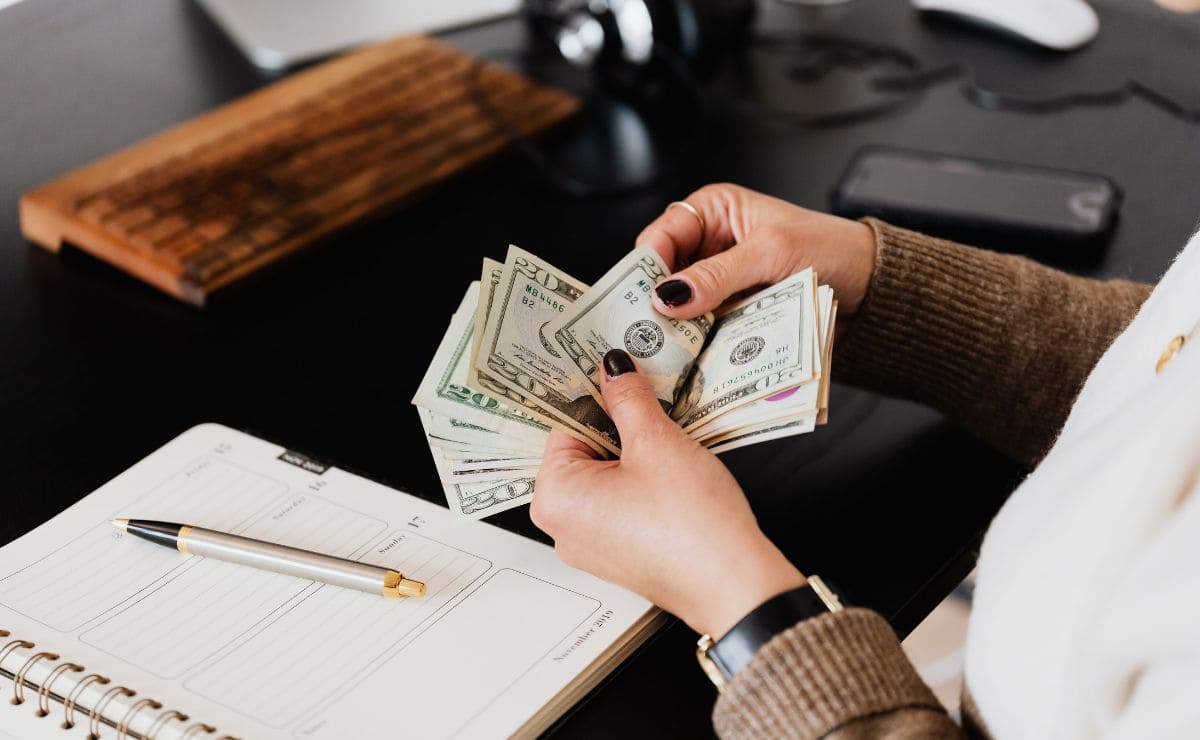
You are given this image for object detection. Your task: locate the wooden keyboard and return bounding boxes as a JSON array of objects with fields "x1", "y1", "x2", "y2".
[{"x1": 20, "y1": 36, "x2": 579, "y2": 306}]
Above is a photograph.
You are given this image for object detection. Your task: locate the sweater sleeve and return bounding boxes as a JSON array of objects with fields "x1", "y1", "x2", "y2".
[
  {"x1": 835, "y1": 219, "x2": 1152, "y2": 466},
  {"x1": 712, "y1": 608, "x2": 963, "y2": 739}
]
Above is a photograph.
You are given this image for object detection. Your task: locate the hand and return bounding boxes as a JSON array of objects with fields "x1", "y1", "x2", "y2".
[
  {"x1": 532, "y1": 349, "x2": 806, "y2": 639},
  {"x1": 1154, "y1": 0, "x2": 1200, "y2": 12},
  {"x1": 637, "y1": 183, "x2": 877, "y2": 324}
]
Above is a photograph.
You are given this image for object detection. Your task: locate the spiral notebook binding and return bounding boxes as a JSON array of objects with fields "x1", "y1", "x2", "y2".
[
  {"x1": 0, "y1": 629, "x2": 239, "y2": 740},
  {"x1": 13, "y1": 651, "x2": 60, "y2": 706}
]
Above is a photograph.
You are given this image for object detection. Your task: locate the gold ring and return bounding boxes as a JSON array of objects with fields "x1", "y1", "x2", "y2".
[{"x1": 665, "y1": 201, "x2": 705, "y2": 240}]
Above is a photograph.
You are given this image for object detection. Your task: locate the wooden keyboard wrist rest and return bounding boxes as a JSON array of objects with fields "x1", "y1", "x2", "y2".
[{"x1": 19, "y1": 35, "x2": 580, "y2": 307}]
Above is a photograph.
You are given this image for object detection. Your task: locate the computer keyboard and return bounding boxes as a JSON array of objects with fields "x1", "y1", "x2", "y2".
[{"x1": 20, "y1": 35, "x2": 579, "y2": 305}]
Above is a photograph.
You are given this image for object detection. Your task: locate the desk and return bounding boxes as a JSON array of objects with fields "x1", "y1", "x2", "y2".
[{"x1": 1, "y1": 0, "x2": 1197, "y2": 736}]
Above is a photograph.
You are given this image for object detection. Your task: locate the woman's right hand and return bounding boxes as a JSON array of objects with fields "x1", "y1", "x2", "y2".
[{"x1": 637, "y1": 184, "x2": 877, "y2": 324}]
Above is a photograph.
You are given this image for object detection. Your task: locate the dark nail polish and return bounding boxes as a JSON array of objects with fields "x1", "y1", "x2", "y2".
[
  {"x1": 654, "y1": 279, "x2": 692, "y2": 307},
  {"x1": 603, "y1": 349, "x2": 636, "y2": 378}
]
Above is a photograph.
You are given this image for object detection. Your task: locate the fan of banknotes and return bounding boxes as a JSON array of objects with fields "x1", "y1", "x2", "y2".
[{"x1": 413, "y1": 245, "x2": 836, "y2": 519}]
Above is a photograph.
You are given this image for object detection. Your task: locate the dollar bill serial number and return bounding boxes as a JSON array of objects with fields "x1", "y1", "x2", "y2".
[
  {"x1": 623, "y1": 278, "x2": 653, "y2": 306},
  {"x1": 523, "y1": 284, "x2": 568, "y2": 312},
  {"x1": 667, "y1": 317, "x2": 704, "y2": 346},
  {"x1": 712, "y1": 352, "x2": 792, "y2": 394}
]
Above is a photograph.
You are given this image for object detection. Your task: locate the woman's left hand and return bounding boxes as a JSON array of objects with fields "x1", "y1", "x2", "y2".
[{"x1": 532, "y1": 349, "x2": 806, "y2": 638}]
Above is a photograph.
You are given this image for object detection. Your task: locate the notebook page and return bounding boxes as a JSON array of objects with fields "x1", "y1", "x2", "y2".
[{"x1": 0, "y1": 423, "x2": 654, "y2": 739}]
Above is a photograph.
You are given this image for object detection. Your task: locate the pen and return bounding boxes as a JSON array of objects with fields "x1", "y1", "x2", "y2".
[{"x1": 111, "y1": 518, "x2": 425, "y2": 598}]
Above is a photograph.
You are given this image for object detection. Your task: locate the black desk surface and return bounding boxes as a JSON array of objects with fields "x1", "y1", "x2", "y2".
[{"x1": 2, "y1": 0, "x2": 1198, "y2": 736}]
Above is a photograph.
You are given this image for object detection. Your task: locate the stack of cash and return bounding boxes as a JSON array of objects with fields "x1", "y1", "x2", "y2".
[{"x1": 413, "y1": 245, "x2": 836, "y2": 519}]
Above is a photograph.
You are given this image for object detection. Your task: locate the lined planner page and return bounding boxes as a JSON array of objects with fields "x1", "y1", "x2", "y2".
[
  {"x1": 1, "y1": 457, "x2": 292, "y2": 632},
  {"x1": 0, "y1": 424, "x2": 654, "y2": 740}
]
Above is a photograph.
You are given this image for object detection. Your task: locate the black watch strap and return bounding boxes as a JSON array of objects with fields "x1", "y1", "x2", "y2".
[{"x1": 696, "y1": 575, "x2": 844, "y2": 691}]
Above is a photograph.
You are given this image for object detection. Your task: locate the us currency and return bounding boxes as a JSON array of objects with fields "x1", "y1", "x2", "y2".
[
  {"x1": 415, "y1": 248, "x2": 835, "y2": 519},
  {"x1": 429, "y1": 443, "x2": 540, "y2": 484},
  {"x1": 446, "y1": 477, "x2": 537, "y2": 519},
  {"x1": 811, "y1": 284, "x2": 834, "y2": 378},
  {"x1": 805, "y1": 285, "x2": 836, "y2": 427},
  {"x1": 418, "y1": 407, "x2": 541, "y2": 479},
  {"x1": 416, "y1": 408, "x2": 536, "y2": 519},
  {"x1": 466, "y1": 258, "x2": 526, "y2": 408},
  {"x1": 464, "y1": 256, "x2": 592, "y2": 442},
  {"x1": 412, "y1": 284, "x2": 551, "y2": 450},
  {"x1": 435, "y1": 456, "x2": 539, "y2": 484},
  {"x1": 547, "y1": 246, "x2": 713, "y2": 414},
  {"x1": 467, "y1": 257, "x2": 502, "y2": 392},
  {"x1": 691, "y1": 381, "x2": 821, "y2": 443},
  {"x1": 474, "y1": 245, "x2": 620, "y2": 455},
  {"x1": 437, "y1": 449, "x2": 542, "y2": 469},
  {"x1": 423, "y1": 413, "x2": 544, "y2": 456},
  {"x1": 671, "y1": 268, "x2": 817, "y2": 432},
  {"x1": 696, "y1": 293, "x2": 831, "y2": 453},
  {"x1": 690, "y1": 285, "x2": 833, "y2": 442},
  {"x1": 705, "y1": 414, "x2": 819, "y2": 454}
]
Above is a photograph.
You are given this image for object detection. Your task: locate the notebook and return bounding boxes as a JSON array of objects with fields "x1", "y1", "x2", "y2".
[{"x1": 0, "y1": 424, "x2": 661, "y2": 739}]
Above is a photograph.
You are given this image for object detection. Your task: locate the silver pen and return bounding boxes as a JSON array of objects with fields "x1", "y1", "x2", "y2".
[{"x1": 111, "y1": 518, "x2": 426, "y2": 598}]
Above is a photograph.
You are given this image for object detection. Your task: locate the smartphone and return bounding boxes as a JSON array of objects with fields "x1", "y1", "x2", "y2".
[{"x1": 831, "y1": 146, "x2": 1121, "y2": 251}]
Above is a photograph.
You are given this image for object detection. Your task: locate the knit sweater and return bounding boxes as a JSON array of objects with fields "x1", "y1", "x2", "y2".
[{"x1": 711, "y1": 219, "x2": 1189, "y2": 738}]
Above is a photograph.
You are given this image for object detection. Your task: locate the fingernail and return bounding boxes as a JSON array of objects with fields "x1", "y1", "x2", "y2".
[
  {"x1": 603, "y1": 348, "x2": 636, "y2": 379},
  {"x1": 655, "y1": 279, "x2": 692, "y2": 307}
]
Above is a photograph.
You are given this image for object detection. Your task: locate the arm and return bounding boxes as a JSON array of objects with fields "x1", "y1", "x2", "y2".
[
  {"x1": 837, "y1": 219, "x2": 1151, "y2": 466},
  {"x1": 533, "y1": 357, "x2": 965, "y2": 740},
  {"x1": 713, "y1": 610, "x2": 964, "y2": 739},
  {"x1": 532, "y1": 185, "x2": 1151, "y2": 740},
  {"x1": 636, "y1": 186, "x2": 1151, "y2": 466}
]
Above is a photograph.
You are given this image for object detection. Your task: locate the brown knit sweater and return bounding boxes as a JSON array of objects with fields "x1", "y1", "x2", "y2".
[{"x1": 711, "y1": 220, "x2": 1152, "y2": 739}]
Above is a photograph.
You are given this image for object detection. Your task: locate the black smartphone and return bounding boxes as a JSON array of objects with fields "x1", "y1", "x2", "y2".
[{"x1": 831, "y1": 146, "x2": 1121, "y2": 251}]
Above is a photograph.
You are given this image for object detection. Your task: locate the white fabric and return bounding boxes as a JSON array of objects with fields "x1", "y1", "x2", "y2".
[{"x1": 965, "y1": 229, "x2": 1200, "y2": 739}]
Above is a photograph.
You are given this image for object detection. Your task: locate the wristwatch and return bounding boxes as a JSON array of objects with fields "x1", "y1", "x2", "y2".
[{"x1": 695, "y1": 575, "x2": 844, "y2": 692}]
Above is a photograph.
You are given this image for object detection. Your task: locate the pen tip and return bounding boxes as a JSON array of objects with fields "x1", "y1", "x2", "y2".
[{"x1": 110, "y1": 518, "x2": 129, "y2": 531}]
